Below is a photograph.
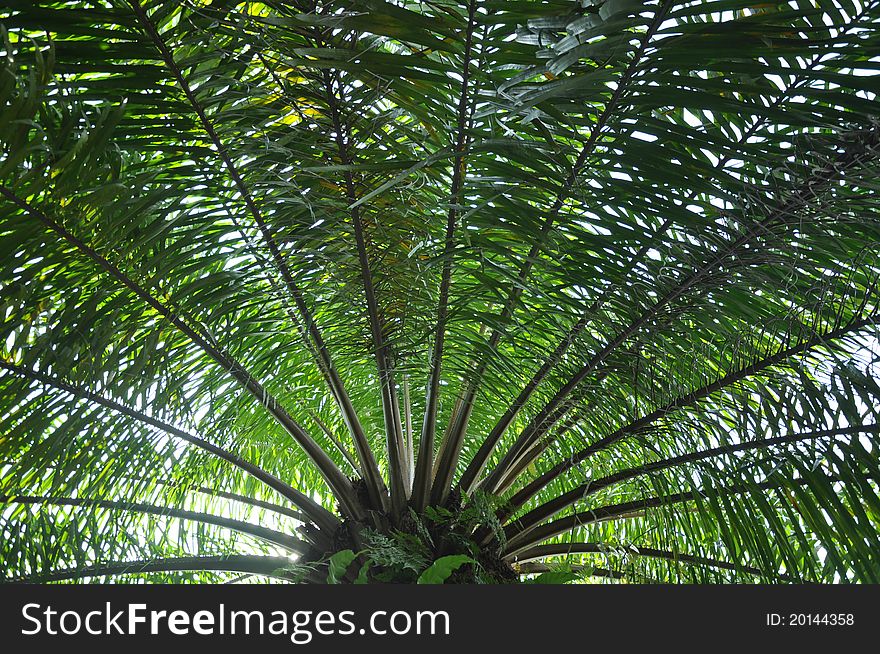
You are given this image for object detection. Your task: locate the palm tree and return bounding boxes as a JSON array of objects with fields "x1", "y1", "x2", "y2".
[{"x1": 1, "y1": 0, "x2": 879, "y2": 585}]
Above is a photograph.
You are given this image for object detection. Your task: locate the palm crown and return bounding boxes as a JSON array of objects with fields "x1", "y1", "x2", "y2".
[{"x1": 1, "y1": 0, "x2": 880, "y2": 584}]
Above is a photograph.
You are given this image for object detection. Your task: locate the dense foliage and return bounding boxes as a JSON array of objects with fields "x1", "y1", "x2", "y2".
[{"x1": 1, "y1": 0, "x2": 880, "y2": 583}]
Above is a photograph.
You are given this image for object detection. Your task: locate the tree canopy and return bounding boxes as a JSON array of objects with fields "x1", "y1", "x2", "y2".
[{"x1": 1, "y1": 0, "x2": 880, "y2": 583}]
